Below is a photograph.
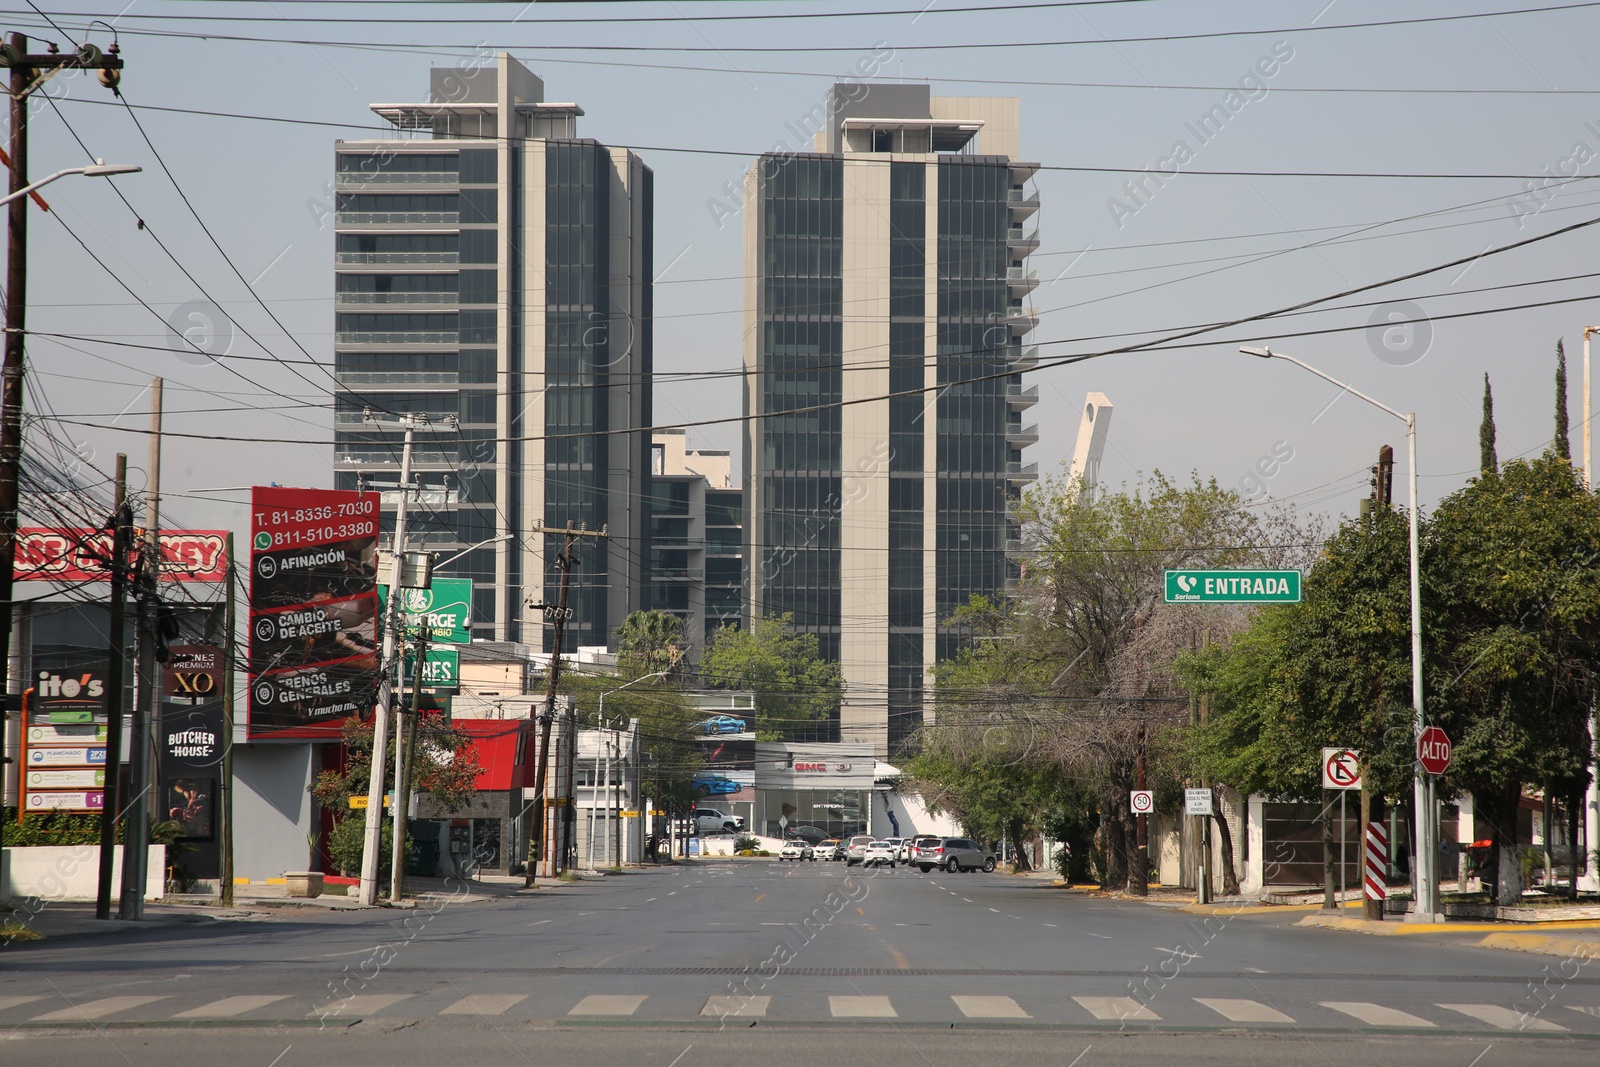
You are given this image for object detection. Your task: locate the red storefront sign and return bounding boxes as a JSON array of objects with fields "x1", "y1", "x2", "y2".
[{"x1": 16, "y1": 528, "x2": 228, "y2": 582}]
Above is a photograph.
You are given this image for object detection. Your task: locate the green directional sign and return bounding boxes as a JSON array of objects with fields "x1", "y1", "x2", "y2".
[
  {"x1": 1164, "y1": 569, "x2": 1301, "y2": 604},
  {"x1": 380, "y1": 578, "x2": 473, "y2": 644},
  {"x1": 404, "y1": 647, "x2": 460, "y2": 691}
]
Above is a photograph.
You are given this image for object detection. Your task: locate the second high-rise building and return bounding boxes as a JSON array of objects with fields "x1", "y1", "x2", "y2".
[{"x1": 743, "y1": 83, "x2": 1040, "y2": 756}]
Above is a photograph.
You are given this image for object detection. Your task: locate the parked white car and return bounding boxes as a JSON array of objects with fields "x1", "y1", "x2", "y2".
[
  {"x1": 779, "y1": 840, "x2": 814, "y2": 862},
  {"x1": 862, "y1": 841, "x2": 897, "y2": 868}
]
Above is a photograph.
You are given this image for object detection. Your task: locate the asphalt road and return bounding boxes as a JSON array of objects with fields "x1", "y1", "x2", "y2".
[{"x1": 4, "y1": 859, "x2": 1600, "y2": 1066}]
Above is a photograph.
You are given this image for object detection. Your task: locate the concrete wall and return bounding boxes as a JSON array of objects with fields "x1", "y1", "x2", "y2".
[
  {"x1": 2, "y1": 845, "x2": 165, "y2": 902},
  {"x1": 872, "y1": 788, "x2": 960, "y2": 841},
  {"x1": 233, "y1": 743, "x2": 315, "y2": 881}
]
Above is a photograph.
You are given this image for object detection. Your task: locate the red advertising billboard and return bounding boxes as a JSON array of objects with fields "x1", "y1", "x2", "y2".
[
  {"x1": 247, "y1": 487, "x2": 380, "y2": 740},
  {"x1": 15, "y1": 528, "x2": 228, "y2": 582}
]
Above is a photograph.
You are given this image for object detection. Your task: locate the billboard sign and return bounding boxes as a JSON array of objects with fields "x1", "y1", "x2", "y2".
[
  {"x1": 379, "y1": 578, "x2": 474, "y2": 645},
  {"x1": 248, "y1": 486, "x2": 380, "y2": 739},
  {"x1": 15, "y1": 527, "x2": 227, "y2": 582},
  {"x1": 403, "y1": 647, "x2": 460, "y2": 691}
]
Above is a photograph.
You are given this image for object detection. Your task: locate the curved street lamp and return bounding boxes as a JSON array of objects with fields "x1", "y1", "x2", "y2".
[
  {"x1": 0, "y1": 158, "x2": 140, "y2": 207},
  {"x1": 1240, "y1": 345, "x2": 1437, "y2": 921}
]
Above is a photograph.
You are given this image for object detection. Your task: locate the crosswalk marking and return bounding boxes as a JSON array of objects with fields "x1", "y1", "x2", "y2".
[
  {"x1": 702, "y1": 996, "x2": 769, "y2": 1017},
  {"x1": 439, "y1": 994, "x2": 528, "y2": 1017},
  {"x1": 1437, "y1": 1004, "x2": 1566, "y2": 1032},
  {"x1": 830, "y1": 995, "x2": 896, "y2": 1018},
  {"x1": 174, "y1": 996, "x2": 290, "y2": 1019},
  {"x1": 0, "y1": 996, "x2": 44, "y2": 1012},
  {"x1": 569, "y1": 995, "x2": 647, "y2": 1016},
  {"x1": 307, "y1": 995, "x2": 412, "y2": 1018},
  {"x1": 1074, "y1": 997, "x2": 1159, "y2": 1022},
  {"x1": 952, "y1": 995, "x2": 1030, "y2": 1019},
  {"x1": 34, "y1": 996, "x2": 169, "y2": 1022},
  {"x1": 1194, "y1": 998, "x2": 1294, "y2": 1024},
  {"x1": 1321, "y1": 1002, "x2": 1435, "y2": 1028}
]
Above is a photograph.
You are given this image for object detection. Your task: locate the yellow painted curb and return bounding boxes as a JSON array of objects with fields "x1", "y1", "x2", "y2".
[
  {"x1": 263, "y1": 878, "x2": 286, "y2": 886},
  {"x1": 1299, "y1": 915, "x2": 1600, "y2": 936},
  {"x1": 1477, "y1": 933, "x2": 1600, "y2": 958}
]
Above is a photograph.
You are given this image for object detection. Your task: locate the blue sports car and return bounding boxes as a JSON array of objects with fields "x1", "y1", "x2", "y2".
[
  {"x1": 693, "y1": 776, "x2": 742, "y2": 797},
  {"x1": 697, "y1": 715, "x2": 747, "y2": 735}
]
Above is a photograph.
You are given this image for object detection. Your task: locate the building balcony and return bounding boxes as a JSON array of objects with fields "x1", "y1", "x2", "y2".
[
  {"x1": 1008, "y1": 345, "x2": 1040, "y2": 371},
  {"x1": 1005, "y1": 461, "x2": 1039, "y2": 483},
  {"x1": 1006, "y1": 226, "x2": 1040, "y2": 255},
  {"x1": 336, "y1": 212, "x2": 459, "y2": 226},
  {"x1": 1007, "y1": 188, "x2": 1040, "y2": 219},
  {"x1": 1006, "y1": 265, "x2": 1039, "y2": 295},
  {"x1": 1007, "y1": 422, "x2": 1039, "y2": 447},
  {"x1": 1006, "y1": 383, "x2": 1039, "y2": 410},
  {"x1": 1010, "y1": 161, "x2": 1040, "y2": 183},
  {"x1": 651, "y1": 568, "x2": 705, "y2": 582},
  {"x1": 336, "y1": 371, "x2": 459, "y2": 386},
  {"x1": 336, "y1": 292, "x2": 457, "y2": 306},
  {"x1": 335, "y1": 410, "x2": 457, "y2": 426},
  {"x1": 336, "y1": 251, "x2": 459, "y2": 265},
  {"x1": 336, "y1": 171, "x2": 458, "y2": 187},
  {"x1": 1006, "y1": 305, "x2": 1040, "y2": 333},
  {"x1": 336, "y1": 331, "x2": 458, "y2": 345}
]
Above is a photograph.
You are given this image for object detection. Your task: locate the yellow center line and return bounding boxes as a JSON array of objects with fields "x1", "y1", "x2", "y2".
[
  {"x1": 856, "y1": 907, "x2": 865, "y2": 917},
  {"x1": 753, "y1": 893, "x2": 765, "y2": 903}
]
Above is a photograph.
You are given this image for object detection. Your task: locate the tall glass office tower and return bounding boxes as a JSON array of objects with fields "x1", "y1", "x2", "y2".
[
  {"x1": 333, "y1": 55, "x2": 653, "y2": 649},
  {"x1": 743, "y1": 84, "x2": 1039, "y2": 756}
]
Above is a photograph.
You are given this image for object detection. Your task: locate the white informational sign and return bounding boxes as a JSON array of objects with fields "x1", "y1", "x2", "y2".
[
  {"x1": 1321, "y1": 747, "x2": 1363, "y2": 790},
  {"x1": 1185, "y1": 788, "x2": 1214, "y2": 816},
  {"x1": 1130, "y1": 789, "x2": 1154, "y2": 815}
]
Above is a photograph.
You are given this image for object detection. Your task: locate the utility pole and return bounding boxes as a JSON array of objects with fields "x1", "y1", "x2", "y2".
[
  {"x1": 0, "y1": 31, "x2": 124, "y2": 904},
  {"x1": 359, "y1": 413, "x2": 425, "y2": 906},
  {"x1": 1133, "y1": 715, "x2": 1148, "y2": 897},
  {"x1": 391, "y1": 625, "x2": 428, "y2": 902},
  {"x1": 121, "y1": 378, "x2": 161, "y2": 919},
  {"x1": 525, "y1": 521, "x2": 607, "y2": 886},
  {"x1": 1363, "y1": 445, "x2": 1393, "y2": 921},
  {"x1": 94, "y1": 454, "x2": 129, "y2": 920},
  {"x1": 220, "y1": 532, "x2": 235, "y2": 908}
]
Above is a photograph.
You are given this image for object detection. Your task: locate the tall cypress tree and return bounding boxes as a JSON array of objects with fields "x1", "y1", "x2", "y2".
[
  {"x1": 1480, "y1": 373, "x2": 1498, "y2": 476},
  {"x1": 1556, "y1": 339, "x2": 1572, "y2": 461}
]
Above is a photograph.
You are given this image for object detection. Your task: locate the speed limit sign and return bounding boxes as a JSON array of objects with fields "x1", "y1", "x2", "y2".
[{"x1": 1130, "y1": 790, "x2": 1154, "y2": 815}]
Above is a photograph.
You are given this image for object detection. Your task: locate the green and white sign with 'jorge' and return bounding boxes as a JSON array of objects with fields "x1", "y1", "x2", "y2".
[
  {"x1": 380, "y1": 578, "x2": 473, "y2": 644},
  {"x1": 1164, "y1": 569, "x2": 1301, "y2": 604}
]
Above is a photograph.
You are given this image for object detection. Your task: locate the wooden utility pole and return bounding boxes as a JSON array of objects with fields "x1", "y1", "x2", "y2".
[
  {"x1": 0, "y1": 32, "x2": 125, "y2": 900},
  {"x1": 220, "y1": 532, "x2": 235, "y2": 908},
  {"x1": 94, "y1": 455, "x2": 130, "y2": 920},
  {"x1": 525, "y1": 521, "x2": 607, "y2": 886},
  {"x1": 390, "y1": 626, "x2": 429, "y2": 902}
]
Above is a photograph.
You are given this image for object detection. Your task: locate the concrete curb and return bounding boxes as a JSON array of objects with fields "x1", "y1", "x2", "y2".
[
  {"x1": 1297, "y1": 913, "x2": 1600, "y2": 938},
  {"x1": 1476, "y1": 932, "x2": 1600, "y2": 959}
]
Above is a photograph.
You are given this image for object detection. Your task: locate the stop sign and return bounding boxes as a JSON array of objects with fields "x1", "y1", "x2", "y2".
[{"x1": 1418, "y1": 725, "x2": 1451, "y2": 775}]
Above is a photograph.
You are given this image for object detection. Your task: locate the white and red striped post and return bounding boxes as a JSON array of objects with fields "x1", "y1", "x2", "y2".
[{"x1": 1364, "y1": 821, "x2": 1388, "y2": 908}]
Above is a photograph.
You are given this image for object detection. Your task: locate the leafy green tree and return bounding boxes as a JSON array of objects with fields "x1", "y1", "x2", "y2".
[
  {"x1": 1480, "y1": 373, "x2": 1498, "y2": 476},
  {"x1": 1555, "y1": 339, "x2": 1571, "y2": 461},
  {"x1": 560, "y1": 669, "x2": 705, "y2": 809},
  {"x1": 1425, "y1": 452, "x2": 1599, "y2": 901},
  {"x1": 699, "y1": 614, "x2": 842, "y2": 739},
  {"x1": 613, "y1": 609, "x2": 688, "y2": 680}
]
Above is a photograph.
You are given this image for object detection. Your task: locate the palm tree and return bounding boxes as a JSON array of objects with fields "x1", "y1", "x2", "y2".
[{"x1": 614, "y1": 610, "x2": 687, "y2": 680}]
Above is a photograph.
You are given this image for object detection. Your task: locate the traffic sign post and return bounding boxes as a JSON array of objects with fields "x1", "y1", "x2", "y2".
[
  {"x1": 1164, "y1": 569, "x2": 1301, "y2": 604},
  {"x1": 1184, "y1": 788, "x2": 1213, "y2": 816},
  {"x1": 1129, "y1": 790, "x2": 1153, "y2": 815}
]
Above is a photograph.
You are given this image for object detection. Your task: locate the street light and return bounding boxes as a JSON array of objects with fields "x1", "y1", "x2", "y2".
[
  {"x1": 1240, "y1": 345, "x2": 1438, "y2": 921},
  {"x1": 587, "y1": 670, "x2": 668, "y2": 870},
  {"x1": 0, "y1": 158, "x2": 140, "y2": 206}
]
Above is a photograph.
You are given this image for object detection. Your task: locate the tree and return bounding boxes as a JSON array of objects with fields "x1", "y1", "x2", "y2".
[
  {"x1": 311, "y1": 713, "x2": 483, "y2": 875},
  {"x1": 1480, "y1": 373, "x2": 1498, "y2": 476},
  {"x1": 1555, "y1": 339, "x2": 1572, "y2": 461},
  {"x1": 560, "y1": 669, "x2": 706, "y2": 810},
  {"x1": 614, "y1": 609, "x2": 688, "y2": 680},
  {"x1": 699, "y1": 614, "x2": 842, "y2": 739}
]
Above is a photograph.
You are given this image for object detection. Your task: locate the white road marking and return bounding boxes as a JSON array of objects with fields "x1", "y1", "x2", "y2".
[
  {"x1": 988, "y1": 907, "x2": 999, "y2": 913},
  {"x1": 34, "y1": 996, "x2": 169, "y2": 1021},
  {"x1": 570, "y1": 995, "x2": 648, "y2": 1016},
  {"x1": 1438, "y1": 1004, "x2": 1566, "y2": 1032},
  {"x1": 1320, "y1": 1002, "x2": 1435, "y2": 1027},
  {"x1": 953, "y1": 995, "x2": 1030, "y2": 1019},
  {"x1": 1074, "y1": 996, "x2": 1159, "y2": 1022},
  {"x1": 1043, "y1": 923, "x2": 1058, "y2": 927},
  {"x1": 307, "y1": 995, "x2": 411, "y2": 1018},
  {"x1": 1195, "y1": 998, "x2": 1294, "y2": 1024},
  {"x1": 440, "y1": 994, "x2": 528, "y2": 1016},
  {"x1": 0, "y1": 997, "x2": 44, "y2": 1012},
  {"x1": 830, "y1": 995, "x2": 896, "y2": 1018},
  {"x1": 1087, "y1": 932, "x2": 1112, "y2": 939},
  {"x1": 528, "y1": 919, "x2": 551, "y2": 926},
  {"x1": 702, "y1": 996, "x2": 769, "y2": 1017},
  {"x1": 174, "y1": 996, "x2": 289, "y2": 1019}
]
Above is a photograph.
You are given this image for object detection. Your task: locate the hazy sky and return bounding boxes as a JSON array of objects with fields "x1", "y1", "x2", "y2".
[{"x1": 9, "y1": 0, "x2": 1600, "y2": 539}]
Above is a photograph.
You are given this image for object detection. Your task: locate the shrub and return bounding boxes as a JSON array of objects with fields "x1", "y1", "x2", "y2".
[
  {"x1": 328, "y1": 817, "x2": 411, "y2": 877},
  {"x1": 733, "y1": 835, "x2": 760, "y2": 853}
]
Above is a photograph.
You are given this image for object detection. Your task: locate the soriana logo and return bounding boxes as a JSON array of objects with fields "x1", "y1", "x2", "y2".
[{"x1": 16, "y1": 528, "x2": 227, "y2": 582}]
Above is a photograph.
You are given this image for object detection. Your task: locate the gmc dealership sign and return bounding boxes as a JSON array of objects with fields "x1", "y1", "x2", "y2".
[{"x1": 16, "y1": 528, "x2": 227, "y2": 582}]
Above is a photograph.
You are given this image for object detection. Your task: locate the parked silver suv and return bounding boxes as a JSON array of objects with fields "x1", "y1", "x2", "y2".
[
  {"x1": 844, "y1": 834, "x2": 873, "y2": 866},
  {"x1": 915, "y1": 837, "x2": 996, "y2": 873}
]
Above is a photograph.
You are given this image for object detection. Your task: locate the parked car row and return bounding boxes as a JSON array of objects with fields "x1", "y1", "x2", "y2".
[{"x1": 830, "y1": 835, "x2": 996, "y2": 873}]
